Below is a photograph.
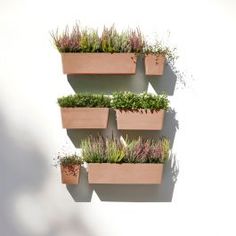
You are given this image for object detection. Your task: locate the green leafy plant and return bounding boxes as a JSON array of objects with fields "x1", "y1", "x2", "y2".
[
  {"x1": 57, "y1": 93, "x2": 111, "y2": 108},
  {"x1": 111, "y1": 92, "x2": 169, "y2": 110},
  {"x1": 125, "y1": 137, "x2": 170, "y2": 163},
  {"x1": 51, "y1": 24, "x2": 145, "y2": 53}
]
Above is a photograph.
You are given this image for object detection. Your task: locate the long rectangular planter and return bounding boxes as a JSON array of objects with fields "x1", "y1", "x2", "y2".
[
  {"x1": 145, "y1": 54, "x2": 166, "y2": 75},
  {"x1": 61, "y1": 53, "x2": 137, "y2": 74},
  {"x1": 60, "y1": 108, "x2": 109, "y2": 129},
  {"x1": 115, "y1": 109, "x2": 165, "y2": 130},
  {"x1": 61, "y1": 164, "x2": 81, "y2": 184},
  {"x1": 88, "y1": 163, "x2": 163, "y2": 184}
]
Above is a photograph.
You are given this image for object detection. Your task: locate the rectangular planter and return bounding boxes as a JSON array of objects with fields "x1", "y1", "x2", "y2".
[
  {"x1": 61, "y1": 165, "x2": 81, "y2": 184},
  {"x1": 145, "y1": 54, "x2": 166, "y2": 75},
  {"x1": 60, "y1": 108, "x2": 109, "y2": 129},
  {"x1": 115, "y1": 109, "x2": 165, "y2": 130},
  {"x1": 61, "y1": 53, "x2": 137, "y2": 74},
  {"x1": 88, "y1": 163, "x2": 163, "y2": 184}
]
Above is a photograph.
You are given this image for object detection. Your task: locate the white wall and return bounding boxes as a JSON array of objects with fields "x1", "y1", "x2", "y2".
[{"x1": 1, "y1": 0, "x2": 236, "y2": 235}]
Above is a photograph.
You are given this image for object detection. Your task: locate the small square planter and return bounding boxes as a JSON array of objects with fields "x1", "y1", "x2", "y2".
[
  {"x1": 115, "y1": 109, "x2": 165, "y2": 130},
  {"x1": 145, "y1": 54, "x2": 166, "y2": 76},
  {"x1": 61, "y1": 53, "x2": 137, "y2": 74},
  {"x1": 60, "y1": 108, "x2": 109, "y2": 129},
  {"x1": 60, "y1": 164, "x2": 81, "y2": 184},
  {"x1": 88, "y1": 163, "x2": 163, "y2": 184}
]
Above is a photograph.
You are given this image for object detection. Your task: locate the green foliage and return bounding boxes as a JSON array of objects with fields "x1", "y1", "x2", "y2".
[
  {"x1": 80, "y1": 28, "x2": 100, "y2": 52},
  {"x1": 51, "y1": 24, "x2": 145, "y2": 53},
  {"x1": 111, "y1": 92, "x2": 169, "y2": 110},
  {"x1": 57, "y1": 93, "x2": 111, "y2": 108},
  {"x1": 106, "y1": 139, "x2": 126, "y2": 163},
  {"x1": 81, "y1": 136, "x2": 125, "y2": 163}
]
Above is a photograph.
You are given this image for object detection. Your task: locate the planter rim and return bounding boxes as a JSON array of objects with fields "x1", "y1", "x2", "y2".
[
  {"x1": 88, "y1": 163, "x2": 163, "y2": 165},
  {"x1": 60, "y1": 107, "x2": 110, "y2": 109},
  {"x1": 60, "y1": 52, "x2": 136, "y2": 55},
  {"x1": 115, "y1": 108, "x2": 164, "y2": 112}
]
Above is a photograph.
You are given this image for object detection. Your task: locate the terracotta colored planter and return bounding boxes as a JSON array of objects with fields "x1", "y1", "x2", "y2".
[
  {"x1": 60, "y1": 108, "x2": 109, "y2": 129},
  {"x1": 60, "y1": 164, "x2": 80, "y2": 184},
  {"x1": 61, "y1": 53, "x2": 137, "y2": 74},
  {"x1": 115, "y1": 109, "x2": 165, "y2": 130},
  {"x1": 88, "y1": 163, "x2": 163, "y2": 184},
  {"x1": 145, "y1": 54, "x2": 166, "y2": 75}
]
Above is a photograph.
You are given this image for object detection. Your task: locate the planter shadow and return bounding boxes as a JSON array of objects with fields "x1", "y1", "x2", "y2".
[
  {"x1": 0, "y1": 112, "x2": 48, "y2": 235},
  {"x1": 93, "y1": 154, "x2": 178, "y2": 202},
  {"x1": 66, "y1": 166, "x2": 93, "y2": 202},
  {"x1": 148, "y1": 63, "x2": 177, "y2": 96},
  {"x1": 67, "y1": 57, "x2": 148, "y2": 95},
  {"x1": 67, "y1": 109, "x2": 119, "y2": 148},
  {"x1": 119, "y1": 108, "x2": 178, "y2": 148}
]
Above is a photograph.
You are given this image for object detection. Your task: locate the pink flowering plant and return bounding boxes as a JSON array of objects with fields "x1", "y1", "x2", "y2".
[{"x1": 51, "y1": 23, "x2": 145, "y2": 53}]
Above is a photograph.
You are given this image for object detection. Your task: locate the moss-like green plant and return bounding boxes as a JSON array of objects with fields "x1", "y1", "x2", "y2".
[
  {"x1": 57, "y1": 93, "x2": 111, "y2": 108},
  {"x1": 111, "y1": 92, "x2": 169, "y2": 110}
]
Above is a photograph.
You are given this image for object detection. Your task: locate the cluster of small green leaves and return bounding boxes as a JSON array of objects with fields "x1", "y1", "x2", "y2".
[
  {"x1": 58, "y1": 154, "x2": 82, "y2": 166},
  {"x1": 81, "y1": 136, "x2": 125, "y2": 163},
  {"x1": 57, "y1": 94, "x2": 111, "y2": 108},
  {"x1": 81, "y1": 135, "x2": 170, "y2": 164},
  {"x1": 51, "y1": 24, "x2": 145, "y2": 53},
  {"x1": 111, "y1": 92, "x2": 169, "y2": 110}
]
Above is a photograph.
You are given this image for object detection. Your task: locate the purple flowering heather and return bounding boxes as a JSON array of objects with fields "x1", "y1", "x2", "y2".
[
  {"x1": 125, "y1": 137, "x2": 169, "y2": 163},
  {"x1": 129, "y1": 28, "x2": 145, "y2": 53}
]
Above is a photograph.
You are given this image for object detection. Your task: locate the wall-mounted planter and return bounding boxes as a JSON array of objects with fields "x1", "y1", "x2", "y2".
[
  {"x1": 61, "y1": 53, "x2": 137, "y2": 74},
  {"x1": 115, "y1": 109, "x2": 165, "y2": 130},
  {"x1": 60, "y1": 108, "x2": 109, "y2": 129},
  {"x1": 88, "y1": 163, "x2": 163, "y2": 184},
  {"x1": 61, "y1": 164, "x2": 81, "y2": 184},
  {"x1": 145, "y1": 54, "x2": 166, "y2": 75}
]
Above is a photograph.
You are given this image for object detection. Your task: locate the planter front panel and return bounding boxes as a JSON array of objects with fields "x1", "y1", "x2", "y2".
[
  {"x1": 60, "y1": 108, "x2": 109, "y2": 129},
  {"x1": 88, "y1": 163, "x2": 163, "y2": 184},
  {"x1": 61, "y1": 165, "x2": 80, "y2": 184},
  {"x1": 61, "y1": 53, "x2": 136, "y2": 74},
  {"x1": 116, "y1": 109, "x2": 165, "y2": 130},
  {"x1": 145, "y1": 54, "x2": 166, "y2": 75}
]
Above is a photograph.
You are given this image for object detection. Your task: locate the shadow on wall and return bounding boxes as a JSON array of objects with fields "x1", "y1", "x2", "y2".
[
  {"x1": 94, "y1": 154, "x2": 179, "y2": 202},
  {"x1": 0, "y1": 111, "x2": 95, "y2": 236},
  {"x1": 65, "y1": 58, "x2": 179, "y2": 202},
  {"x1": 148, "y1": 63, "x2": 177, "y2": 95},
  {"x1": 67, "y1": 57, "x2": 177, "y2": 96},
  {"x1": 66, "y1": 155, "x2": 178, "y2": 202},
  {"x1": 0, "y1": 113, "x2": 47, "y2": 236}
]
